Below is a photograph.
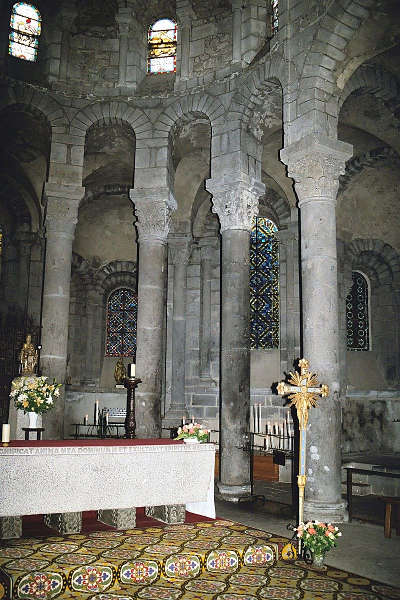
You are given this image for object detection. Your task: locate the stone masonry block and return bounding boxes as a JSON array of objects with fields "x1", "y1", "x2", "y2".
[
  {"x1": 44, "y1": 512, "x2": 82, "y2": 534},
  {"x1": 98, "y1": 508, "x2": 136, "y2": 529},
  {"x1": 0, "y1": 516, "x2": 22, "y2": 539},
  {"x1": 145, "y1": 505, "x2": 185, "y2": 524}
]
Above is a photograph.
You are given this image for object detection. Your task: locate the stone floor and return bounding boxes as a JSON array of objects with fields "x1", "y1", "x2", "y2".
[{"x1": 215, "y1": 482, "x2": 400, "y2": 588}]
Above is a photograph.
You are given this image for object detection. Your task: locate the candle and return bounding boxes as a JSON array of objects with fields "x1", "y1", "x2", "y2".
[
  {"x1": 252, "y1": 405, "x2": 256, "y2": 433},
  {"x1": 84, "y1": 415, "x2": 88, "y2": 425},
  {"x1": 258, "y1": 404, "x2": 261, "y2": 433},
  {"x1": 128, "y1": 363, "x2": 136, "y2": 378},
  {"x1": 94, "y1": 400, "x2": 99, "y2": 425},
  {"x1": 2, "y1": 424, "x2": 10, "y2": 443},
  {"x1": 182, "y1": 416, "x2": 185, "y2": 425},
  {"x1": 105, "y1": 411, "x2": 109, "y2": 425}
]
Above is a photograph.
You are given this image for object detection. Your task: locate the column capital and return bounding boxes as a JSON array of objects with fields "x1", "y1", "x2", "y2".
[
  {"x1": 168, "y1": 233, "x2": 192, "y2": 266},
  {"x1": 130, "y1": 187, "x2": 177, "y2": 244},
  {"x1": 280, "y1": 134, "x2": 353, "y2": 206},
  {"x1": 206, "y1": 175, "x2": 265, "y2": 233}
]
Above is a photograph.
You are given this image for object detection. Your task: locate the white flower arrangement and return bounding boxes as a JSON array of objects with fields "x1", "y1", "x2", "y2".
[
  {"x1": 10, "y1": 376, "x2": 61, "y2": 414},
  {"x1": 175, "y1": 422, "x2": 209, "y2": 442}
]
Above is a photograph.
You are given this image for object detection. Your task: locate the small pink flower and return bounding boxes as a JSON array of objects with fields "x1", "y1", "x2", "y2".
[
  {"x1": 327, "y1": 525, "x2": 335, "y2": 532},
  {"x1": 308, "y1": 528, "x2": 316, "y2": 535}
]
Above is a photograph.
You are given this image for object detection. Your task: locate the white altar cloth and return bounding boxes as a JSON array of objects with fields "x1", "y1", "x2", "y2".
[{"x1": 0, "y1": 442, "x2": 216, "y2": 519}]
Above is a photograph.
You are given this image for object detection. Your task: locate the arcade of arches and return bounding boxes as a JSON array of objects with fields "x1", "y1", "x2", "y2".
[{"x1": 0, "y1": 0, "x2": 399, "y2": 523}]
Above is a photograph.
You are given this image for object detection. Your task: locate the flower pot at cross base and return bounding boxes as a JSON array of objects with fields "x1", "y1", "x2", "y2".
[
  {"x1": 28, "y1": 411, "x2": 39, "y2": 428},
  {"x1": 183, "y1": 437, "x2": 199, "y2": 444},
  {"x1": 312, "y1": 552, "x2": 325, "y2": 568}
]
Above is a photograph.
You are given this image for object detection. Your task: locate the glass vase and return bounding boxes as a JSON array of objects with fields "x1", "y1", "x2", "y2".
[{"x1": 313, "y1": 552, "x2": 325, "y2": 568}]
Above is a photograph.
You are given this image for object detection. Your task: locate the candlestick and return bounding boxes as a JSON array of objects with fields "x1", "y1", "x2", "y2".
[
  {"x1": 84, "y1": 415, "x2": 88, "y2": 425},
  {"x1": 128, "y1": 363, "x2": 136, "y2": 378},
  {"x1": 2, "y1": 424, "x2": 10, "y2": 444}
]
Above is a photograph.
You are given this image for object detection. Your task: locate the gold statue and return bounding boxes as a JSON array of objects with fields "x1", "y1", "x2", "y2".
[
  {"x1": 114, "y1": 358, "x2": 126, "y2": 384},
  {"x1": 19, "y1": 334, "x2": 38, "y2": 376}
]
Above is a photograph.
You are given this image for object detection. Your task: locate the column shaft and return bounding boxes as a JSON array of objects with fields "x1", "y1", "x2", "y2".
[
  {"x1": 281, "y1": 134, "x2": 353, "y2": 522},
  {"x1": 135, "y1": 240, "x2": 167, "y2": 437},
  {"x1": 199, "y1": 244, "x2": 213, "y2": 378}
]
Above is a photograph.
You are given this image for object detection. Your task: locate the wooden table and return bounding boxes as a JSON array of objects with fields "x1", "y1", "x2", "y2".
[
  {"x1": 22, "y1": 427, "x2": 44, "y2": 440},
  {"x1": 345, "y1": 466, "x2": 400, "y2": 522}
]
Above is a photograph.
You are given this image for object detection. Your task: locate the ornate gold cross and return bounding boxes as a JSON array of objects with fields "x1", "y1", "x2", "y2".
[
  {"x1": 277, "y1": 358, "x2": 329, "y2": 526},
  {"x1": 277, "y1": 358, "x2": 329, "y2": 430}
]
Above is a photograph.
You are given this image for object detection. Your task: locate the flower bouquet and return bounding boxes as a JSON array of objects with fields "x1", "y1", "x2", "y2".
[
  {"x1": 175, "y1": 422, "x2": 209, "y2": 443},
  {"x1": 11, "y1": 376, "x2": 61, "y2": 414},
  {"x1": 294, "y1": 520, "x2": 341, "y2": 565}
]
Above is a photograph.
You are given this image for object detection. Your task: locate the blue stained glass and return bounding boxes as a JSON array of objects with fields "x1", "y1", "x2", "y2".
[
  {"x1": 105, "y1": 288, "x2": 137, "y2": 357},
  {"x1": 250, "y1": 217, "x2": 279, "y2": 349}
]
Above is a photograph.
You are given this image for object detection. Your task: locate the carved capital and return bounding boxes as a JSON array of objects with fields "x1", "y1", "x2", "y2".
[
  {"x1": 280, "y1": 134, "x2": 352, "y2": 207},
  {"x1": 45, "y1": 196, "x2": 80, "y2": 236},
  {"x1": 168, "y1": 234, "x2": 192, "y2": 266},
  {"x1": 130, "y1": 188, "x2": 177, "y2": 243},
  {"x1": 206, "y1": 176, "x2": 265, "y2": 233}
]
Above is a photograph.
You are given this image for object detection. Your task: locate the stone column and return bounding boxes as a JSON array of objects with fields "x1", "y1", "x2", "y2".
[
  {"x1": 281, "y1": 134, "x2": 352, "y2": 522},
  {"x1": 15, "y1": 226, "x2": 36, "y2": 313},
  {"x1": 41, "y1": 185, "x2": 84, "y2": 439},
  {"x1": 232, "y1": 0, "x2": 242, "y2": 63},
  {"x1": 206, "y1": 175, "x2": 265, "y2": 501},
  {"x1": 166, "y1": 235, "x2": 191, "y2": 423},
  {"x1": 130, "y1": 188, "x2": 176, "y2": 437},
  {"x1": 199, "y1": 239, "x2": 215, "y2": 378},
  {"x1": 116, "y1": 11, "x2": 131, "y2": 87},
  {"x1": 1, "y1": 235, "x2": 18, "y2": 308},
  {"x1": 82, "y1": 281, "x2": 103, "y2": 386}
]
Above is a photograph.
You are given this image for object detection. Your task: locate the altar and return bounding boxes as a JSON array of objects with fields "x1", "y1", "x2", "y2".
[{"x1": 0, "y1": 439, "x2": 216, "y2": 537}]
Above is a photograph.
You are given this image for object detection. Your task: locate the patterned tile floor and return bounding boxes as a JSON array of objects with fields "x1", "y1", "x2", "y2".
[{"x1": 1, "y1": 517, "x2": 400, "y2": 599}]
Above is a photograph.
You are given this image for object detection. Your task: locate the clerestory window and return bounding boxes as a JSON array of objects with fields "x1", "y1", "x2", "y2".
[
  {"x1": 250, "y1": 217, "x2": 280, "y2": 349},
  {"x1": 9, "y1": 2, "x2": 42, "y2": 62},
  {"x1": 147, "y1": 18, "x2": 177, "y2": 74}
]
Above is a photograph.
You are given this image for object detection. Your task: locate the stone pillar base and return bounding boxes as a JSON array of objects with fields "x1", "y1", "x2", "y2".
[
  {"x1": 216, "y1": 482, "x2": 252, "y2": 503},
  {"x1": 145, "y1": 504, "x2": 186, "y2": 524},
  {"x1": 98, "y1": 508, "x2": 136, "y2": 529},
  {"x1": 303, "y1": 500, "x2": 348, "y2": 524},
  {"x1": 44, "y1": 512, "x2": 82, "y2": 534},
  {"x1": 0, "y1": 516, "x2": 22, "y2": 539}
]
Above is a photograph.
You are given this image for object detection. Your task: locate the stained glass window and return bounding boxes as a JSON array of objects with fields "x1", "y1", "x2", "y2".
[
  {"x1": 271, "y1": 0, "x2": 279, "y2": 35},
  {"x1": 148, "y1": 19, "x2": 177, "y2": 74},
  {"x1": 250, "y1": 217, "x2": 279, "y2": 349},
  {"x1": 9, "y1": 3, "x2": 41, "y2": 62},
  {"x1": 346, "y1": 271, "x2": 369, "y2": 351},
  {"x1": 105, "y1": 288, "x2": 137, "y2": 358}
]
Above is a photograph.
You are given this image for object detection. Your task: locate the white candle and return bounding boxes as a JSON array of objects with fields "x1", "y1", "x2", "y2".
[
  {"x1": 2, "y1": 424, "x2": 10, "y2": 443},
  {"x1": 105, "y1": 411, "x2": 109, "y2": 425},
  {"x1": 252, "y1": 405, "x2": 256, "y2": 433},
  {"x1": 182, "y1": 416, "x2": 185, "y2": 425},
  {"x1": 128, "y1": 363, "x2": 136, "y2": 378},
  {"x1": 258, "y1": 404, "x2": 261, "y2": 433},
  {"x1": 94, "y1": 400, "x2": 99, "y2": 425},
  {"x1": 84, "y1": 415, "x2": 88, "y2": 425}
]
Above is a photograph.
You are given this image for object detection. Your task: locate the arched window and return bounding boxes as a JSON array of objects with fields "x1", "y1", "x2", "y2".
[
  {"x1": 250, "y1": 217, "x2": 279, "y2": 349},
  {"x1": 9, "y1": 2, "x2": 42, "y2": 62},
  {"x1": 105, "y1": 288, "x2": 137, "y2": 358},
  {"x1": 271, "y1": 0, "x2": 279, "y2": 35},
  {"x1": 147, "y1": 18, "x2": 177, "y2": 74},
  {"x1": 346, "y1": 271, "x2": 370, "y2": 351}
]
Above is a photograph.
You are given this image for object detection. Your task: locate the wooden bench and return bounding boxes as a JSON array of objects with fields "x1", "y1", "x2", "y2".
[{"x1": 380, "y1": 496, "x2": 400, "y2": 538}]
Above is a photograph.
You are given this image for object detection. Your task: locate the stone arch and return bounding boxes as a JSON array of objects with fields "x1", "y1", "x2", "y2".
[
  {"x1": 347, "y1": 239, "x2": 399, "y2": 288},
  {"x1": 339, "y1": 64, "x2": 400, "y2": 111},
  {"x1": 1, "y1": 86, "x2": 68, "y2": 132},
  {"x1": 96, "y1": 260, "x2": 137, "y2": 296},
  {"x1": 80, "y1": 183, "x2": 131, "y2": 210},
  {"x1": 70, "y1": 101, "x2": 152, "y2": 146},
  {"x1": 339, "y1": 146, "x2": 400, "y2": 193},
  {"x1": 259, "y1": 187, "x2": 291, "y2": 229},
  {"x1": 232, "y1": 55, "x2": 290, "y2": 130}
]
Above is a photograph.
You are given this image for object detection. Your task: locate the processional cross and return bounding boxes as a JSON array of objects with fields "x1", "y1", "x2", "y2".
[{"x1": 277, "y1": 358, "x2": 329, "y2": 525}]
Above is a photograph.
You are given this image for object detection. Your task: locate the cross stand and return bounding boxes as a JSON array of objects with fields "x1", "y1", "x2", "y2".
[
  {"x1": 123, "y1": 376, "x2": 142, "y2": 439},
  {"x1": 277, "y1": 358, "x2": 329, "y2": 558}
]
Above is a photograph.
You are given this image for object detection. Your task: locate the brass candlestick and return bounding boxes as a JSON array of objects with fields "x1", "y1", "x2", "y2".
[{"x1": 123, "y1": 376, "x2": 142, "y2": 439}]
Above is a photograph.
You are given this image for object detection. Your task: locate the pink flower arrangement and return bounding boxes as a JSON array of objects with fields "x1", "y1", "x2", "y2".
[
  {"x1": 175, "y1": 422, "x2": 209, "y2": 442},
  {"x1": 294, "y1": 520, "x2": 341, "y2": 555}
]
